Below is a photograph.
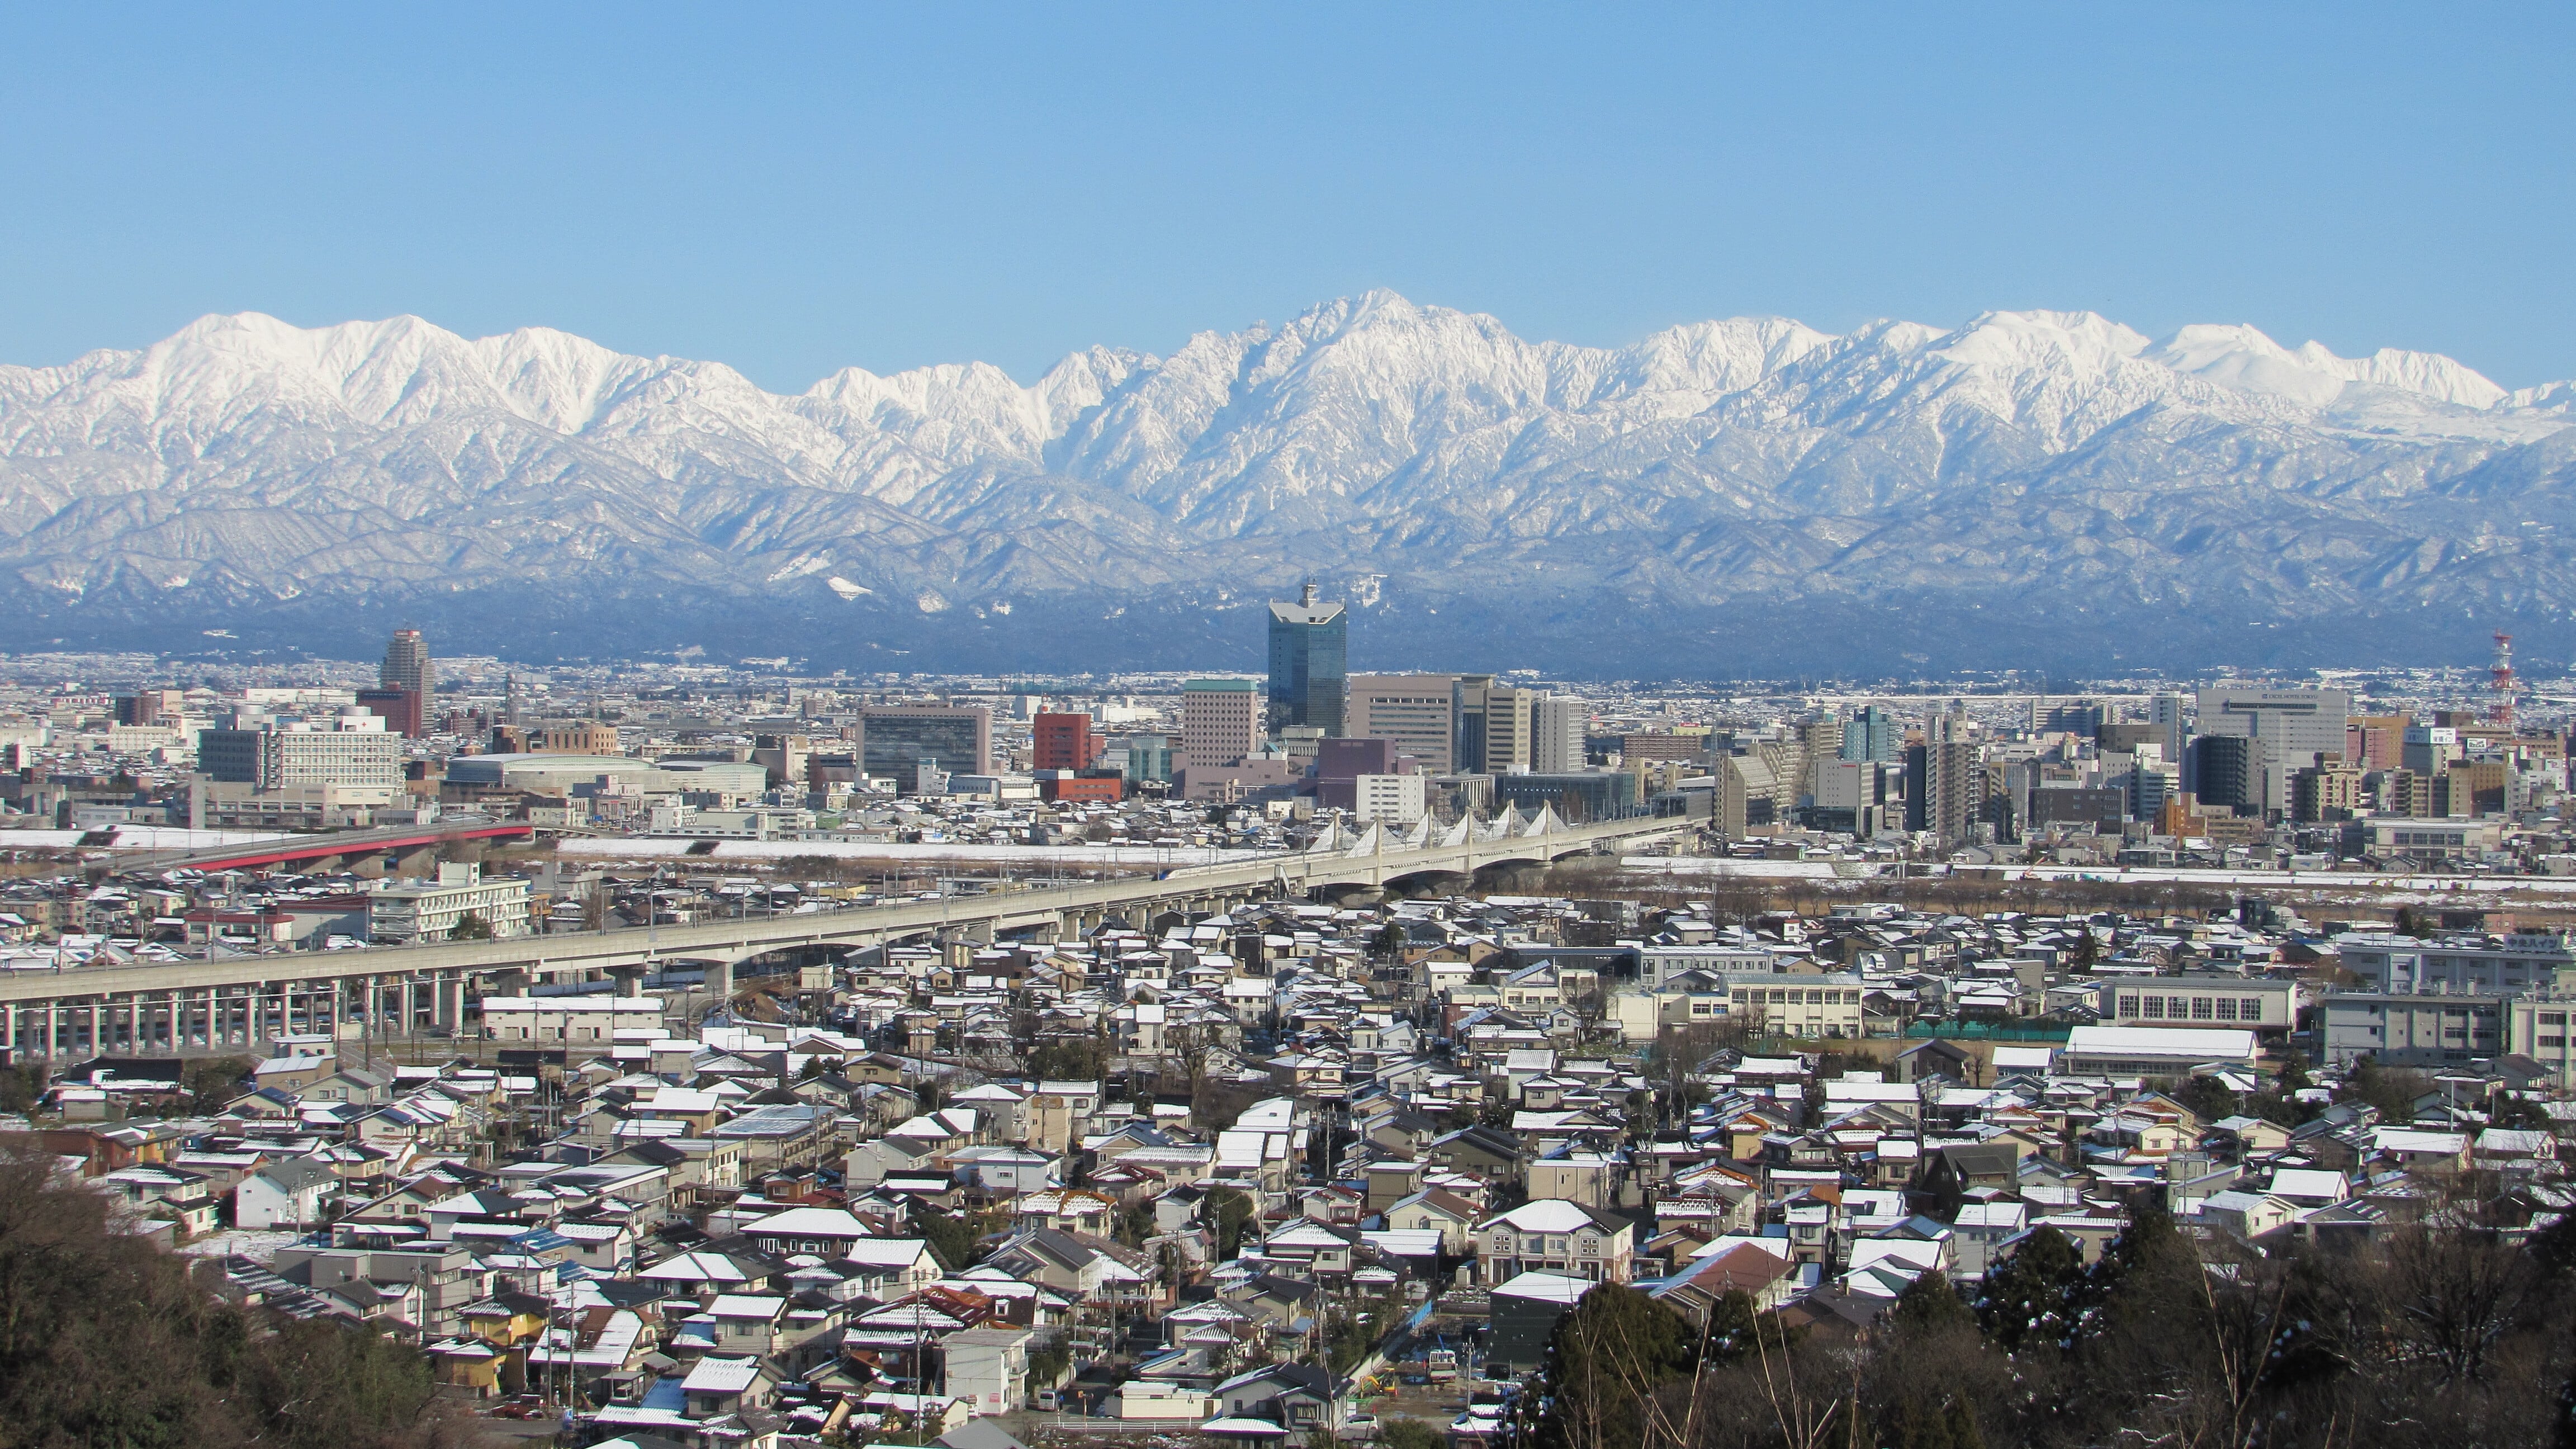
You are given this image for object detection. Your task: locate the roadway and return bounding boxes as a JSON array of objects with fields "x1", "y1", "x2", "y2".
[
  {"x1": 0, "y1": 812, "x2": 1685, "y2": 1054},
  {"x1": 110, "y1": 819, "x2": 537, "y2": 874}
]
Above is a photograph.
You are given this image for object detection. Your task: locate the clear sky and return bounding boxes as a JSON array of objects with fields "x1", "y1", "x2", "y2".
[{"x1": 2, "y1": 4, "x2": 2569, "y2": 391}]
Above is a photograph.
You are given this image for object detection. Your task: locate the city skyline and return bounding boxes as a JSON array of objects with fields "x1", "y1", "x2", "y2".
[{"x1": 5, "y1": 8, "x2": 2571, "y2": 1448}]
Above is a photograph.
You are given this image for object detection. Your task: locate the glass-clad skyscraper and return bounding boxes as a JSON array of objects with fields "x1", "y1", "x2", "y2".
[
  {"x1": 1266, "y1": 582, "x2": 1347, "y2": 737},
  {"x1": 1841, "y1": 705, "x2": 1901, "y2": 763}
]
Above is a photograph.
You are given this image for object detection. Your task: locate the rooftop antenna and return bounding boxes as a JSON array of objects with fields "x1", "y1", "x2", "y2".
[{"x1": 2490, "y1": 632, "x2": 2517, "y2": 727}]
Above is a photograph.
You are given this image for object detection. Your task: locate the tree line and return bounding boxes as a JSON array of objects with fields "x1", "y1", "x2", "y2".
[
  {"x1": 1525, "y1": 1201, "x2": 2575, "y2": 1449},
  {"x1": 0, "y1": 1147, "x2": 461, "y2": 1449}
]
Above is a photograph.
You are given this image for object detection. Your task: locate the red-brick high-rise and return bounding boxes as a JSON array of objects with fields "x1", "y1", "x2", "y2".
[{"x1": 1032, "y1": 712, "x2": 1098, "y2": 771}]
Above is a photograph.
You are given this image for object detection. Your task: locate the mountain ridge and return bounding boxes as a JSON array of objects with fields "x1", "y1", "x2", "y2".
[{"x1": 1, "y1": 292, "x2": 2571, "y2": 674}]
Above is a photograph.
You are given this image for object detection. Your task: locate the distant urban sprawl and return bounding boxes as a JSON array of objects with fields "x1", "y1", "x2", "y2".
[{"x1": 0, "y1": 596, "x2": 2571, "y2": 1448}]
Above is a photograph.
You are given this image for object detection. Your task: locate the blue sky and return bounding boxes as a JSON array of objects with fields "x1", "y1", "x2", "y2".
[{"x1": 2, "y1": 4, "x2": 2569, "y2": 390}]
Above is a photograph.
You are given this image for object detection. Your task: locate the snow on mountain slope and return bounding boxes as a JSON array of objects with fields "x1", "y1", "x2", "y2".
[{"x1": 0, "y1": 293, "x2": 2569, "y2": 671}]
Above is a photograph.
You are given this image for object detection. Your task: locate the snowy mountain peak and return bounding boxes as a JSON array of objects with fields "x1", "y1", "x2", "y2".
[
  {"x1": 2147, "y1": 322, "x2": 2508, "y2": 410},
  {"x1": 1, "y1": 293, "x2": 2569, "y2": 674}
]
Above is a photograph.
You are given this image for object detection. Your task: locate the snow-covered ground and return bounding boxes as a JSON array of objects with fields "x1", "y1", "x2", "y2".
[{"x1": 179, "y1": 1229, "x2": 301, "y2": 1259}]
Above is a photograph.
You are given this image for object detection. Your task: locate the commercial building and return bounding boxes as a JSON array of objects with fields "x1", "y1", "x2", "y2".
[
  {"x1": 2290, "y1": 755, "x2": 2365, "y2": 822},
  {"x1": 1840, "y1": 707, "x2": 1900, "y2": 763},
  {"x1": 2026, "y1": 786, "x2": 2125, "y2": 831},
  {"x1": 1036, "y1": 773, "x2": 1123, "y2": 804},
  {"x1": 115, "y1": 690, "x2": 188, "y2": 727},
  {"x1": 2096, "y1": 976, "x2": 2296, "y2": 1031},
  {"x1": 1181, "y1": 680, "x2": 1263, "y2": 770},
  {"x1": 1531, "y1": 697, "x2": 1587, "y2": 774},
  {"x1": 381, "y1": 628, "x2": 434, "y2": 698},
  {"x1": 2149, "y1": 692, "x2": 2190, "y2": 760},
  {"x1": 367, "y1": 863, "x2": 534, "y2": 944},
  {"x1": 1346, "y1": 675, "x2": 1456, "y2": 773},
  {"x1": 2127, "y1": 745, "x2": 2180, "y2": 822},
  {"x1": 856, "y1": 705, "x2": 992, "y2": 782},
  {"x1": 2193, "y1": 687, "x2": 2352, "y2": 818},
  {"x1": 1266, "y1": 583, "x2": 1347, "y2": 736},
  {"x1": 2322, "y1": 992, "x2": 2504, "y2": 1068},
  {"x1": 1107, "y1": 734, "x2": 1171, "y2": 784},
  {"x1": 2356, "y1": 817, "x2": 2506, "y2": 860},
  {"x1": 531, "y1": 723, "x2": 621, "y2": 755},
  {"x1": 1455, "y1": 678, "x2": 1536, "y2": 775},
  {"x1": 188, "y1": 780, "x2": 387, "y2": 831},
  {"x1": 2187, "y1": 734, "x2": 2262, "y2": 815},
  {"x1": 441, "y1": 754, "x2": 768, "y2": 803},
  {"x1": 1489, "y1": 771, "x2": 1639, "y2": 822},
  {"x1": 1351, "y1": 774, "x2": 1427, "y2": 824},
  {"x1": 1031, "y1": 714, "x2": 1098, "y2": 772},
  {"x1": 198, "y1": 712, "x2": 404, "y2": 806},
  {"x1": 354, "y1": 688, "x2": 425, "y2": 740}
]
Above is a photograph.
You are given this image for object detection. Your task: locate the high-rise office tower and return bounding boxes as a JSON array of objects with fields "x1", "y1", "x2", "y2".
[
  {"x1": 2193, "y1": 686, "x2": 2352, "y2": 818},
  {"x1": 1347, "y1": 674, "x2": 1457, "y2": 774},
  {"x1": 381, "y1": 628, "x2": 433, "y2": 698},
  {"x1": 2150, "y1": 692, "x2": 2190, "y2": 761},
  {"x1": 1181, "y1": 679, "x2": 1265, "y2": 769},
  {"x1": 1454, "y1": 679, "x2": 1536, "y2": 774},
  {"x1": 2189, "y1": 734, "x2": 2264, "y2": 815},
  {"x1": 1840, "y1": 705, "x2": 1900, "y2": 763},
  {"x1": 1266, "y1": 582, "x2": 1347, "y2": 737},
  {"x1": 1530, "y1": 695, "x2": 1588, "y2": 774},
  {"x1": 855, "y1": 705, "x2": 993, "y2": 781}
]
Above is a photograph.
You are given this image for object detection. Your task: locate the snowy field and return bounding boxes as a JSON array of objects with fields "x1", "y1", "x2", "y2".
[{"x1": 179, "y1": 1229, "x2": 301, "y2": 1259}]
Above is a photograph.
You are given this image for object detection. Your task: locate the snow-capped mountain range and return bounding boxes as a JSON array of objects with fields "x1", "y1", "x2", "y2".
[{"x1": 3, "y1": 291, "x2": 2572, "y2": 673}]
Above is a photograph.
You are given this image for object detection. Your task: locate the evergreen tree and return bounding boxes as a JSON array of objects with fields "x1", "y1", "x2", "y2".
[
  {"x1": 1893, "y1": 1269, "x2": 1974, "y2": 1338},
  {"x1": 1531, "y1": 1285, "x2": 1697, "y2": 1449},
  {"x1": 1975, "y1": 1225, "x2": 2087, "y2": 1351}
]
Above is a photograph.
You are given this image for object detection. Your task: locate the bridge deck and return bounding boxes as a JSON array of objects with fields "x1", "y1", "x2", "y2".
[
  {"x1": 0, "y1": 814, "x2": 1682, "y2": 1007},
  {"x1": 115, "y1": 820, "x2": 536, "y2": 874}
]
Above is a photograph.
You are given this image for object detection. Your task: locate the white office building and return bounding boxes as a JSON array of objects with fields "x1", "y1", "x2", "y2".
[
  {"x1": 1352, "y1": 773, "x2": 1427, "y2": 824},
  {"x1": 2192, "y1": 686, "x2": 2352, "y2": 817}
]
